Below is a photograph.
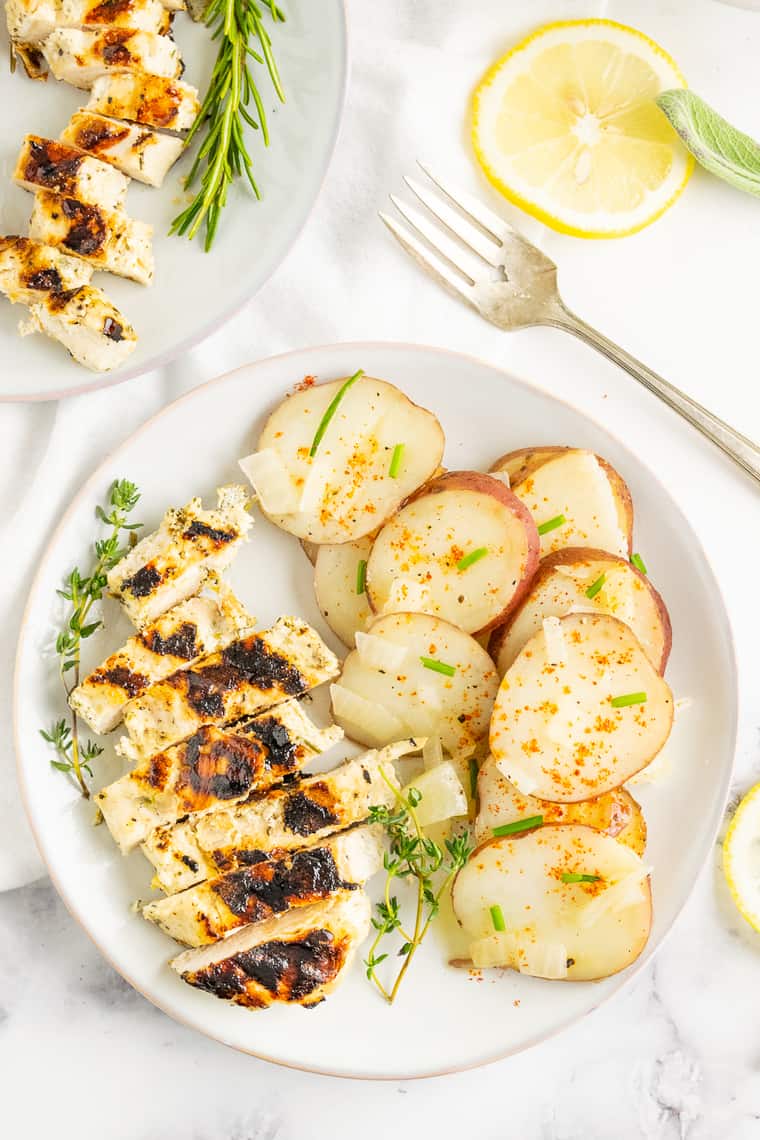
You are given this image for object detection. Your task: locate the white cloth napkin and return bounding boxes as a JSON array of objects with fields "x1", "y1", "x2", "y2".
[{"x1": 3, "y1": 0, "x2": 760, "y2": 890}]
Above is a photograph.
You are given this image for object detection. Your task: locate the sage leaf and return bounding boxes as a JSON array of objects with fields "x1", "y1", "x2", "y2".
[{"x1": 657, "y1": 88, "x2": 760, "y2": 197}]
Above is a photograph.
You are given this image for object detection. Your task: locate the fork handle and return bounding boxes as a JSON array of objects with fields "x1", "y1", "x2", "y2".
[{"x1": 551, "y1": 306, "x2": 760, "y2": 487}]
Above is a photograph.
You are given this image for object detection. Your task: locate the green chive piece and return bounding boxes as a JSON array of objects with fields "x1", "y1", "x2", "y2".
[
  {"x1": 537, "y1": 514, "x2": 566, "y2": 537},
  {"x1": 561, "y1": 872, "x2": 601, "y2": 884},
  {"x1": 388, "y1": 443, "x2": 405, "y2": 478},
  {"x1": 492, "y1": 814, "x2": 543, "y2": 837},
  {"x1": 355, "y1": 558, "x2": 367, "y2": 595},
  {"x1": 309, "y1": 369, "x2": 364, "y2": 457},
  {"x1": 457, "y1": 546, "x2": 488, "y2": 572},
  {"x1": 631, "y1": 552, "x2": 648, "y2": 575},
  {"x1": 490, "y1": 904, "x2": 506, "y2": 932},
  {"x1": 469, "y1": 756, "x2": 479, "y2": 799},
  {"x1": 420, "y1": 656, "x2": 456, "y2": 677},
  {"x1": 610, "y1": 691, "x2": 647, "y2": 708},
  {"x1": 585, "y1": 573, "x2": 606, "y2": 600}
]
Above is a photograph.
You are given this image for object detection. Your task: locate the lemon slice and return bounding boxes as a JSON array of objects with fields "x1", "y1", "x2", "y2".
[
  {"x1": 723, "y1": 782, "x2": 760, "y2": 932},
  {"x1": 472, "y1": 19, "x2": 694, "y2": 237}
]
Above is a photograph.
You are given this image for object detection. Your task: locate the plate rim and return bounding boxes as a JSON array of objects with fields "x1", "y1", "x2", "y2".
[
  {"x1": 12, "y1": 340, "x2": 739, "y2": 1078},
  {"x1": 0, "y1": 0, "x2": 349, "y2": 405}
]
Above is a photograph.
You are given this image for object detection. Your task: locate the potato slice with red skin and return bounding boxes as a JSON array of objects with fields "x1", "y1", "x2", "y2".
[
  {"x1": 332, "y1": 611, "x2": 499, "y2": 755},
  {"x1": 451, "y1": 824, "x2": 652, "y2": 981},
  {"x1": 254, "y1": 375, "x2": 444, "y2": 543},
  {"x1": 474, "y1": 754, "x2": 646, "y2": 854},
  {"x1": 314, "y1": 537, "x2": 373, "y2": 648},
  {"x1": 365, "y1": 472, "x2": 539, "y2": 635},
  {"x1": 490, "y1": 612, "x2": 673, "y2": 802},
  {"x1": 489, "y1": 447, "x2": 633, "y2": 558},
  {"x1": 489, "y1": 548, "x2": 671, "y2": 676}
]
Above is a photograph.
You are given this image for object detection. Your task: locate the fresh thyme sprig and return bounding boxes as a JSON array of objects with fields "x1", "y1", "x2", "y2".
[
  {"x1": 365, "y1": 768, "x2": 472, "y2": 1004},
  {"x1": 170, "y1": 0, "x2": 285, "y2": 250},
  {"x1": 39, "y1": 479, "x2": 142, "y2": 798}
]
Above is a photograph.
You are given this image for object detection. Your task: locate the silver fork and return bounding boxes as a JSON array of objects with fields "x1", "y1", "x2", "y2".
[{"x1": 381, "y1": 163, "x2": 760, "y2": 487}]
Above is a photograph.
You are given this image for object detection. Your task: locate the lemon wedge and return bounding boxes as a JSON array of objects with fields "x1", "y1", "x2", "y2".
[
  {"x1": 472, "y1": 19, "x2": 694, "y2": 237},
  {"x1": 723, "y1": 782, "x2": 760, "y2": 932}
]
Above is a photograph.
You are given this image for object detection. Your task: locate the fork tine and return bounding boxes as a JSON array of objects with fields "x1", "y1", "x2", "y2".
[
  {"x1": 388, "y1": 194, "x2": 483, "y2": 284},
  {"x1": 417, "y1": 161, "x2": 513, "y2": 244},
  {"x1": 379, "y1": 212, "x2": 476, "y2": 307},
  {"x1": 403, "y1": 175, "x2": 503, "y2": 268}
]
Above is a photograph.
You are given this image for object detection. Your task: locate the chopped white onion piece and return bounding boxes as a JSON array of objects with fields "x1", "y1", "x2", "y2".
[
  {"x1": 403, "y1": 760, "x2": 467, "y2": 826},
  {"x1": 330, "y1": 684, "x2": 408, "y2": 746},
  {"x1": 238, "y1": 449, "x2": 299, "y2": 513},
  {"x1": 517, "y1": 938, "x2": 568, "y2": 980},
  {"x1": 542, "y1": 616, "x2": 567, "y2": 665},
  {"x1": 298, "y1": 457, "x2": 328, "y2": 515},
  {"x1": 495, "y1": 755, "x2": 539, "y2": 795},
  {"x1": 489, "y1": 470, "x2": 511, "y2": 489},
  {"x1": 355, "y1": 631, "x2": 408, "y2": 672},
  {"x1": 469, "y1": 932, "x2": 517, "y2": 969},
  {"x1": 422, "y1": 735, "x2": 444, "y2": 770},
  {"x1": 580, "y1": 867, "x2": 651, "y2": 929}
]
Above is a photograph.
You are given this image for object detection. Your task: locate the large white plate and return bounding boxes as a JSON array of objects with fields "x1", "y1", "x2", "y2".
[
  {"x1": 0, "y1": 2, "x2": 347, "y2": 401},
  {"x1": 14, "y1": 342, "x2": 737, "y2": 1078}
]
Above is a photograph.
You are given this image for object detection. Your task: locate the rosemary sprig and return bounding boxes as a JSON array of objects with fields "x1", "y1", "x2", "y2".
[
  {"x1": 170, "y1": 0, "x2": 285, "y2": 250},
  {"x1": 39, "y1": 479, "x2": 142, "y2": 798},
  {"x1": 365, "y1": 769, "x2": 472, "y2": 1004}
]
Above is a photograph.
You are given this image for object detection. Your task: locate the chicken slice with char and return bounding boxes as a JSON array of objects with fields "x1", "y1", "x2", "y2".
[
  {"x1": 106, "y1": 484, "x2": 252, "y2": 630},
  {"x1": 15, "y1": 135, "x2": 129, "y2": 210},
  {"x1": 143, "y1": 826, "x2": 382, "y2": 946},
  {"x1": 61, "y1": 111, "x2": 184, "y2": 188},
  {"x1": 0, "y1": 235, "x2": 92, "y2": 304},
  {"x1": 20, "y1": 284, "x2": 137, "y2": 371},
  {"x1": 42, "y1": 27, "x2": 181, "y2": 89},
  {"x1": 29, "y1": 190, "x2": 154, "y2": 285},
  {"x1": 96, "y1": 699, "x2": 343, "y2": 852},
  {"x1": 87, "y1": 72, "x2": 200, "y2": 132},
  {"x1": 171, "y1": 892, "x2": 371, "y2": 1009},
  {"x1": 117, "y1": 615, "x2": 338, "y2": 762},
  {"x1": 70, "y1": 584, "x2": 254, "y2": 735},
  {"x1": 141, "y1": 742, "x2": 416, "y2": 894}
]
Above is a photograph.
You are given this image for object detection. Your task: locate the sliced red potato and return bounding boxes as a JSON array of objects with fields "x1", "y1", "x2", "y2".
[
  {"x1": 242, "y1": 375, "x2": 444, "y2": 543},
  {"x1": 331, "y1": 611, "x2": 499, "y2": 756},
  {"x1": 452, "y1": 824, "x2": 652, "y2": 981},
  {"x1": 474, "y1": 755, "x2": 646, "y2": 855},
  {"x1": 364, "y1": 472, "x2": 539, "y2": 635},
  {"x1": 314, "y1": 537, "x2": 373, "y2": 648},
  {"x1": 489, "y1": 548, "x2": 671, "y2": 675},
  {"x1": 489, "y1": 447, "x2": 633, "y2": 558},
  {"x1": 490, "y1": 613, "x2": 673, "y2": 802}
]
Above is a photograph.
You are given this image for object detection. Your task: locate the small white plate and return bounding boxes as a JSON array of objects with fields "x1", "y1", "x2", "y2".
[
  {"x1": 14, "y1": 343, "x2": 737, "y2": 1078},
  {"x1": 0, "y1": 2, "x2": 347, "y2": 401}
]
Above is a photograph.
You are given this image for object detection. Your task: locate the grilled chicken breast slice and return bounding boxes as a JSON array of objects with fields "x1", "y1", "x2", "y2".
[
  {"x1": 29, "y1": 191, "x2": 154, "y2": 285},
  {"x1": 118, "y1": 615, "x2": 339, "y2": 761},
  {"x1": 20, "y1": 284, "x2": 137, "y2": 370},
  {"x1": 171, "y1": 891, "x2": 371, "y2": 1009},
  {"x1": 142, "y1": 741, "x2": 416, "y2": 894},
  {"x1": 0, "y1": 235, "x2": 92, "y2": 303},
  {"x1": 70, "y1": 585, "x2": 253, "y2": 735},
  {"x1": 107, "y1": 485, "x2": 251, "y2": 630},
  {"x1": 87, "y1": 72, "x2": 200, "y2": 131},
  {"x1": 144, "y1": 826, "x2": 382, "y2": 946},
  {"x1": 61, "y1": 111, "x2": 183, "y2": 187},
  {"x1": 97, "y1": 700, "x2": 343, "y2": 852},
  {"x1": 15, "y1": 135, "x2": 128, "y2": 210},
  {"x1": 7, "y1": 0, "x2": 169, "y2": 42},
  {"x1": 42, "y1": 27, "x2": 181, "y2": 88}
]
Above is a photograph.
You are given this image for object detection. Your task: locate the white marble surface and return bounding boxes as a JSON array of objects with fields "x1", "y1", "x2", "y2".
[{"x1": 3, "y1": 0, "x2": 760, "y2": 1133}]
